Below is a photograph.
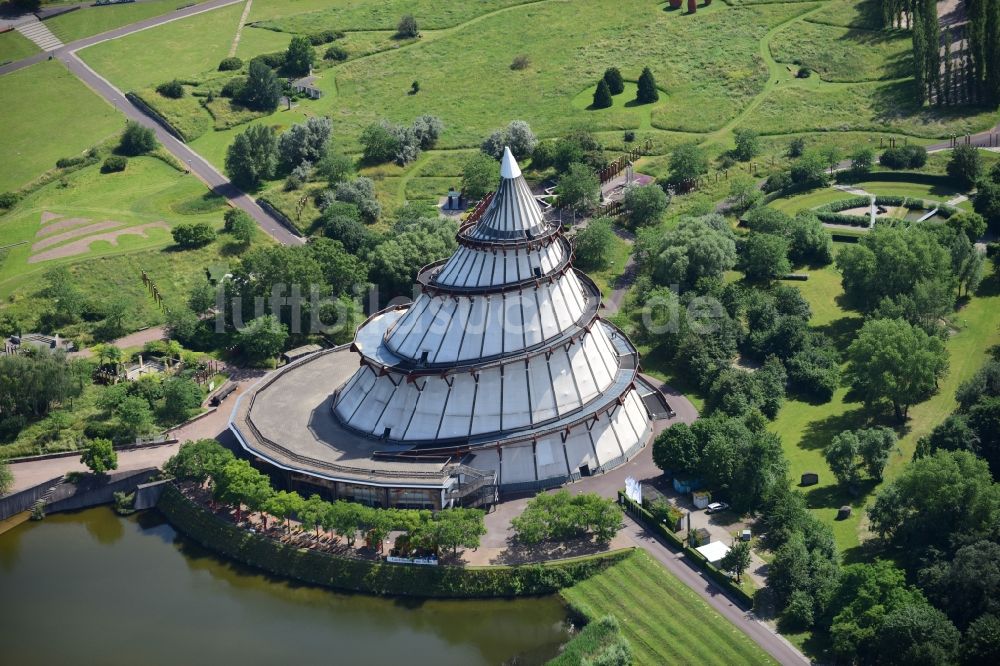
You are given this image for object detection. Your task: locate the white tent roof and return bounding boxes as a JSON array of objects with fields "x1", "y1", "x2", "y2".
[
  {"x1": 466, "y1": 150, "x2": 549, "y2": 242},
  {"x1": 696, "y1": 541, "x2": 731, "y2": 565},
  {"x1": 432, "y1": 237, "x2": 569, "y2": 289},
  {"x1": 382, "y1": 269, "x2": 593, "y2": 364}
]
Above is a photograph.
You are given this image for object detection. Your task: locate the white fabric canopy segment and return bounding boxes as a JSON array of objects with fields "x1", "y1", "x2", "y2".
[{"x1": 467, "y1": 149, "x2": 548, "y2": 242}]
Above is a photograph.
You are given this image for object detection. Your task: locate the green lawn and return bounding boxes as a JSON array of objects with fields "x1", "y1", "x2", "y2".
[
  {"x1": 83, "y1": 0, "x2": 807, "y2": 153},
  {"x1": 587, "y1": 231, "x2": 633, "y2": 299},
  {"x1": 78, "y1": 1, "x2": 246, "y2": 92},
  {"x1": 769, "y1": 21, "x2": 911, "y2": 82},
  {"x1": 0, "y1": 60, "x2": 122, "y2": 193},
  {"x1": 46, "y1": 0, "x2": 209, "y2": 43},
  {"x1": 742, "y1": 79, "x2": 998, "y2": 138},
  {"x1": 852, "y1": 179, "x2": 962, "y2": 201},
  {"x1": 561, "y1": 550, "x2": 775, "y2": 666},
  {"x1": 768, "y1": 188, "x2": 847, "y2": 215},
  {"x1": 805, "y1": 0, "x2": 882, "y2": 29},
  {"x1": 0, "y1": 156, "x2": 228, "y2": 297},
  {"x1": 248, "y1": 0, "x2": 537, "y2": 31},
  {"x1": 0, "y1": 30, "x2": 39, "y2": 64}
]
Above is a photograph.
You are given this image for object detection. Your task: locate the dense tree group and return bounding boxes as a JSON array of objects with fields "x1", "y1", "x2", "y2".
[
  {"x1": 360, "y1": 116, "x2": 442, "y2": 165},
  {"x1": 510, "y1": 490, "x2": 622, "y2": 544},
  {"x1": 165, "y1": 439, "x2": 486, "y2": 555},
  {"x1": 481, "y1": 120, "x2": 537, "y2": 160}
]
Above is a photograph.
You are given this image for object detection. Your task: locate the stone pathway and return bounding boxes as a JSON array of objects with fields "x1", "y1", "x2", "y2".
[{"x1": 15, "y1": 16, "x2": 64, "y2": 52}]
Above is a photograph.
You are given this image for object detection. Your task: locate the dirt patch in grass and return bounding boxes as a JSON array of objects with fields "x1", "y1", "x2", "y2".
[
  {"x1": 29, "y1": 222, "x2": 169, "y2": 263},
  {"x1": 32, "y1": 221, "x2": 122, "y2": 251},
  {"x1": 35, "y1": 217, "x2": 96, "y2": 237}
]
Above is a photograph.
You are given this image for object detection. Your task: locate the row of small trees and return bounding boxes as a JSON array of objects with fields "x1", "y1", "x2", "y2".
[{"x1": 165, "y1": 439, "x2": 486, "y2": 555}]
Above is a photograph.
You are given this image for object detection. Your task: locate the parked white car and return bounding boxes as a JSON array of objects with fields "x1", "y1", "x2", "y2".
[{"x1": 705, "y1": 502, "x2": 729, "y2": 514}]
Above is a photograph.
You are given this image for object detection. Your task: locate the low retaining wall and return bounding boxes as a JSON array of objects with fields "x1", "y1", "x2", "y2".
[
  {"x1": 6, "y1": 439, "x2": 177, "y2": 465},
  {"x1": 125, "y1": 92, "x2": 187, "y2": 142},
  {"x1": 0, "y1": 476, "x2": 62, "y2": 521},
  {"x1": 46, "y1": 468, "x2": 159, "y2": 514},
  {"x1": 157, "y1": 484, "x2": 631, "y2": 598},
  {"x1": 134, "y1": 479, "x2": 170, "y2": 510}
]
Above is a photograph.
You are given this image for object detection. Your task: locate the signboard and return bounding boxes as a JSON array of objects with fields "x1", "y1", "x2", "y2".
[
  {"x1": 624, "y1": 476, "x2": 642, "y2": 506},
  {"x1": 386, "y1": 556, "x2": 439, "y2": 566}
]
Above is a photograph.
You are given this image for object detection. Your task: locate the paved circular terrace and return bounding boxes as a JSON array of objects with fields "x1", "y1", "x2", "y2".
[{"x1": 231, "y1": 347, "x2": 456, "y2": 489}]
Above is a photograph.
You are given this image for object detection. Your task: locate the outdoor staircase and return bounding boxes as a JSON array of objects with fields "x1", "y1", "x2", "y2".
[
  {"x1": 15, "y1": 17, "x2": 64, "y2": 52},
  {"x1": 32, "y1": 475, "x2": 66, "y2": 517}
]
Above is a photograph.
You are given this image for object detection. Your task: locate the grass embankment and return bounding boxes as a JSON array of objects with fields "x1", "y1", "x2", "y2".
[
  {"x1": 156, "y1": 483, "x2": 631, "y2": 598},
  {"x1": 0, "y1": 60, "x2": 121, "y2": 193},
  {"x1": 0, "y1": 30, "x2": 39, "y2": 64},
  {"x1": 0, "y1": 155, "x2": 269, "y2": 346},
  {"x1": 560, "y1": 549, "x2": 775, "y2": 666},
  {"x1": 45, "y1": 0, "x2": 206, "y2": 43},
  {"x1": 548, "y1": 615, "x2": 629, "y2": 666}
]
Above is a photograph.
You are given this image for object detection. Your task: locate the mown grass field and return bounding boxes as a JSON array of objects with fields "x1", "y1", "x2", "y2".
[
  {"x1": 248, "y1": 0, "x2": 536, "y2": 31},
  {"x1": 45, "y1": 0, "x2": 209, "y2": 43},
  {"x1": 561, "y1": 550, "x2": 775, "y2": 666},
  {"x1": 79, "y1": 1, "x2": 246, "y2": 92},
  {"x1": 0, "y1": 60, "x2": 122, "y2": 193},
  {"x1": 0, "y1": 30, "x2": 39, "y2": 64}
]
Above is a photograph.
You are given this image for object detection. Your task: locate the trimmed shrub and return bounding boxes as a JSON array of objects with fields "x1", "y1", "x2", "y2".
[
  {"x1": 324, "y1": 45, "x2": 348, "y2": 61},
  {"x1": 172, "y1": 222, "x2": 216, "y2": 248},
  {"x1": 101, "y1": 156, "x2": 127, "y2": 173},
  {"x1": 220, "y1": 77, "x2": 246, "y2": 98},
  {"x1": 592, "y1": 79, "x2": 613, "y2": 109},
  {"x1": 603, "y1": 67, "x2": 625, "y2": 95},
  {"x1": 55, "y1": 154, "x2": 94, "y2": 169},
  {"x1": 763, "y1": 172, "x2": 792, "y2": 193},
  {"x1": 0, "y1": 192, "x2": 21, "y2": 209},
  {"x1": 156, "y1": 79, "x2": 185, "y2": 99},
  {"x1": 218, "y1": 57, "x2": 243, "y2": 71},
  {"x1": 510, "y1": 54, "x2": 530, "y2": 70},
  {"x1": 879, "y1": 144, "x2": 927, "y2": 169},
  {"x1": 308, "y1": 29, "x2": 344, "y2": 45},
  {"x1": 118, "y1": 122, "x2": 157, "y2": 156},
  {"x1": 253, "y1": 52, "x2": 286, "y2": 69},
  {"x1": 396, "y1": 14, "x2": 419, "y2": 38}
]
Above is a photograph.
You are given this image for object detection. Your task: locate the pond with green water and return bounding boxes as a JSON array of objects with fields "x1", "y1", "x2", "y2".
[{"x1": 0, "y1": 508, "x2": 571, "y2": 665}]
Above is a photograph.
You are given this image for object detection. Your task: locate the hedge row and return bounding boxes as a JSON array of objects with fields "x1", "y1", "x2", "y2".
[
  {"x1": 816, "y1": 196, "x2": 870, "y2": 213},
  {"x1": 618, "y1": 491, "x2": 754, "y2": 609},
  {"x1": 157, "y1": 484, "x2": 631, "y2": 598},
  {"x1": 816, "y1": 212, "x2": 871, "y2": 226},
  {"x1": 816, "y1": 195, "x2": 916, "y2": 213}
]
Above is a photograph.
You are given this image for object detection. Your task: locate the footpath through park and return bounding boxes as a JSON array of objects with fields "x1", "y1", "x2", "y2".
[{"x1": 0, "y1": 0, "x2": 302, "y2": 246}]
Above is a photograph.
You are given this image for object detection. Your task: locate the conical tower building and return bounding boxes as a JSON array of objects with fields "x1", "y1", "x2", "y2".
[{"x1": 233, "y1": 148, "x2": 668, "y2": 509}]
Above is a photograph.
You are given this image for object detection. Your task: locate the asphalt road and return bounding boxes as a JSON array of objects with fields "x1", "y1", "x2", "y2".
[{"x1": 1, "y1": 0, "x2": 302, "y2": 246}]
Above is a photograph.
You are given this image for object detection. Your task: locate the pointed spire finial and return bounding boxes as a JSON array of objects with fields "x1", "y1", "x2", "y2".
[{"x1": 500, "y1": 146, "x2": 521, "y2": 179}]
